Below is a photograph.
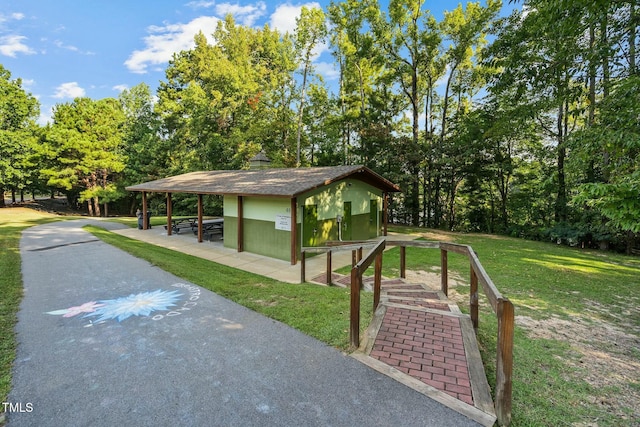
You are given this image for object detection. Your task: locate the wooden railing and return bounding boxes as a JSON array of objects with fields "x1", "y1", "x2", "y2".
[{"x1": 302, "y1": 238, "x2": 514, "y2": 426}]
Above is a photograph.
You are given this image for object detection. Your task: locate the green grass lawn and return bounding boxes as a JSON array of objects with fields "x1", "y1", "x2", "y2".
[
  {"x1": 383, "y1": 226, "x2": 640, "y2": 426},
  {"x1": 2, "y1": 209, "x2": 639, "y2": 426}
]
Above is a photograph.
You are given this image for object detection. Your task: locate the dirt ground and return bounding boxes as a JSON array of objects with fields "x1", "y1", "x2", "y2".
[{"x1": 403, "y1": 266, "x2": 640, "y2": 424}]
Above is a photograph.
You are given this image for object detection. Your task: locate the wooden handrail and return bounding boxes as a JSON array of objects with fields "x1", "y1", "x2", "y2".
[
  {"x1": 302, "y1": 237, "x2": 514, "y2": 426},
  {"x1": 349, "y1": 239, "x2": 386, "y2": 349}
]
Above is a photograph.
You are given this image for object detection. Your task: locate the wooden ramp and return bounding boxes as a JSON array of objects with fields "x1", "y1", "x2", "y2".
[{"x1": 312, "y1": 274, "x2": 497, "y2": 426}]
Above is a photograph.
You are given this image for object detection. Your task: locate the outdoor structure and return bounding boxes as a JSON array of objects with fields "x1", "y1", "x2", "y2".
[{"x1": 126, "y1": 165, "x2": 401, "y2": 264}]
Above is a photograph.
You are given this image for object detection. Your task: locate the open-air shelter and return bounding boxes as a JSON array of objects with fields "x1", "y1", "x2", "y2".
[{"x1": 125, "y1": 165, "x2": 401, "y2": 265}]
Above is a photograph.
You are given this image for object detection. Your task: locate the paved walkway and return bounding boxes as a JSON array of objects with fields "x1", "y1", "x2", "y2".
[
  {"x1": 113, "y1": 225, "x2": 497, "y2": 425},
  {"x1": 8, "y1": 220, "x2": 483, "y2": 427}
]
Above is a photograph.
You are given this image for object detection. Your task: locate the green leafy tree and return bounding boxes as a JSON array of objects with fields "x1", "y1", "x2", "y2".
[
  {"x1": 574, "y1": 76, "x2": 640, "y2": 244},
  {"x1": 0, "y1": 65, "x2": 40, "y2": 206},
  {"x1": 41, "y1": 97, "x2": 126, "y2": 216},
  {"x1": 119, "y1": 83, "x2": 168, "y2": 213},
  {"x1": 157, "y1": 16, "x2": 301, "y2": 170},
  {"x1": 294, "y1": 6, "x2": 327, "y2": 166}
]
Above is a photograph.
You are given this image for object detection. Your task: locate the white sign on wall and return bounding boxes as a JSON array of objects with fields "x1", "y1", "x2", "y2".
[{"x1": 275, "y1": 215, "x2": 291, "y2": 231}]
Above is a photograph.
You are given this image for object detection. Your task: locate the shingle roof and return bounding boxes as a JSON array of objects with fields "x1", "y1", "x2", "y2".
[{"x1": 125, "y1": 165, "x2": 401, "y2": 197}]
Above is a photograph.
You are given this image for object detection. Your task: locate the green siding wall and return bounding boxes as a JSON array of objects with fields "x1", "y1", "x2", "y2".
[
  {"x1": 243, "y1": 218, "x2": 291, "y2": 261},
  {"x1": 224, "y1": 216, "x2": 238, "y2": 250},
  {"x1": 222, "y1": 179, "x2": 385, "y2": 260}
]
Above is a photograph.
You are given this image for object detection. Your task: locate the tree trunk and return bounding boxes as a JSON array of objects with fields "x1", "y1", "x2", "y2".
[
  {"x1": 93, "y1": 196, "x2": 101, "y2": 217},
  {"x1": 555, "y1": 101, "x2": 568, "y2": 223}
]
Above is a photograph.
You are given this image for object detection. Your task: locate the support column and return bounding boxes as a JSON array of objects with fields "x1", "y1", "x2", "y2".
[
  {"x1": 166, "y1": 192, "x2": 173, "y2": 236},
  {"x1": 237, "y1": 196, "x2": 244, "y2": 252},
  {"x1": 142, "y1": 192, "x2": 148, "y2": 230},
  {"x1": 383, "y1": 192, "x2": 389, "y2": 236},
  {"x1": 197, "y1": 194, "x2": 203, "y2": 243},
  {"x1": 290, "y1": 198, "x2": 297, "y2": 265}
]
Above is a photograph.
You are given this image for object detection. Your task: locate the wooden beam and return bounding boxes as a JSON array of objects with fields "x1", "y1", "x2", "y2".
[
  {"x1": 142, "y1": 192, "x2": 148, "y2": 230},
  {"x1": 196, "y1": 194, "x2": 204, "y2": 243},
  {"x1": 383, "y1": 192, "x2": 389, "y2": 236},
  {"x1": 237, "y1": 196, "x2": 244, "y2": 252},
  {"x1": 326, "y1": 250, "x2": 332, "y2": 285},
  {"x1": 440, "y1": 248, "x2": 448, "y2": 296},
  {"x1": 290, "y1": 198, "x2": 297, "y2": 265},
  {"x1": 470, "y1": 262, "x2": 479, "y2": 332},
  {"x1": 166, "y1": 192, "x2": 172, "y2": 236},
  {"x1": 496, "y1": 299, "x2": 514, "y2": 426}
]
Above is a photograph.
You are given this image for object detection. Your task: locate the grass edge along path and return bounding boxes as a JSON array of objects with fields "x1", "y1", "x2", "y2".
[
  {"x1": 84, "y1": 225, "x2": 373, "y2": 352},
  {"x1": 0, "y1": 208, "x2": 67, "y2": 420}
]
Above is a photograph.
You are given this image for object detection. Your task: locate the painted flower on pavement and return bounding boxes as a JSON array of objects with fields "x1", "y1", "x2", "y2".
[
  {"x1": 47, "y1": 289, "x2": 183, "y2": 323},
  {"x1": 47, "y1": 301, "x2": 104, "y2": 317}
]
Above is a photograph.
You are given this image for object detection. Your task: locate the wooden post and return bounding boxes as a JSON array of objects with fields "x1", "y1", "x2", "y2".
[
  {"x1": 383, "y1": 193, "x2": 389, "y2": 236},
  {"x1": 237, "y1": 196, "x2": 244, "y2": 252},
  {"x1": 166, "y1": 192, "x2": 172, "y2": 236},
  {"x1": 440, "y1": 248, "x2": 448, "y2": 296},
  {"x1": 496, "y1": 298, "x2": 514, "y2": 427},
  {"x1": 373, "y1": 252, "x2": 382, "y2": 311},
  {"x1": 197, "y1": 194, "x2": 203, "y2": 243},
  {"x1": 358, "y1": 247, "x2": 364, "y2": 289},
  {"x1": 142, "y1": 192, "x2": 148, "y2": 230},
  {"x1": 290, "y1": 198, "x2": 297, "y2": 265},
  {"x1": 352, "y1": 250, "x2": 357, "y2": 267},
  {"x1": 470, "y1": 263, "x2": 479, "y2": 332},
  {"x1": 300, "y1": 250, "x2": 306, "y2": 283},
  {"x1": 400, "y1": 246, "x2": 406, "y2": 279},
  {"x1": 350, "y1": 267, "x2": 360, "y2": 349},
  {"x1": 326, "y1": 250, "x2": 332, "y2": 286}
]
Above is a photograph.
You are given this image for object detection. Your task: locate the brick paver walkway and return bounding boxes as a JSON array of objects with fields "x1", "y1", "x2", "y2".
[{"x1": 311, "y1": 274, "x2": 497, "y2": 426}]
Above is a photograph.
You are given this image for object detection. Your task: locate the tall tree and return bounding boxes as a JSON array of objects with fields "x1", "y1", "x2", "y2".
[
  {"x1": 371, "y1": 0, "x2": 441, "y2": 226},
  {"x1": 294, "y1": 6, "x2": 327, "y2": 166},
  {"x1": 437, "y1": 0, "x2": 500, "y2": 229},
  {"x1": 487, "y1": 1, "x2": 585, "y2": 223},
  {"x1": 119, "y1": 83, "x2": 166, "y2": 213},
  {"x1": 42, "y1": 97, "x2": 125, "y2": 216},
  {"x1": 156, "y1": 16, "x2": 300, "y2": 170},
  {"x1": 0, "y1": 65, "x2": 40, "y2": 206}
]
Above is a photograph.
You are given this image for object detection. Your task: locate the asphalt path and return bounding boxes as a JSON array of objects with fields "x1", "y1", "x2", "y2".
[{"x1": 8, "y1": 220, "x2": 480, "y2": 426}]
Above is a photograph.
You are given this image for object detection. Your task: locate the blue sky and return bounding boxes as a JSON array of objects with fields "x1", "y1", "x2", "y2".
[{"x1": 0, "y1": 1, "x2": 515, "y2": 125}]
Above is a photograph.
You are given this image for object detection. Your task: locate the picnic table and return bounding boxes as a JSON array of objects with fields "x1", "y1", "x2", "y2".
[
  {"x1": 193, "y1": 218, "x2": 224, "y2": 241},
  {"x1": 164, "y1": 217, "x2": 199, "y2": 234}
]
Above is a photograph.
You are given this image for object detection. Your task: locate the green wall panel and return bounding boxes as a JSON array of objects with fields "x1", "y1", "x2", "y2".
[
  {"x1": 243, "y1": 218, "x2": 291, "y2": 261},
  {"x1": 223, "y1": 216, "x2": 237, "y2": 250}
]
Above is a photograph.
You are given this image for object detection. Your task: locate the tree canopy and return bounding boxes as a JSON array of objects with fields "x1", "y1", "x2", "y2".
[{"x1": 1, "y1": 1, "x2": 638, "y2": 252}]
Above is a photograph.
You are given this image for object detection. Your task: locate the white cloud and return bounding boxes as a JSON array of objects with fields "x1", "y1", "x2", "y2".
[
  {"x1": 124, "y1": 15, "x2": 220, "y2": 74},
  {"x1": 313, "y1": 61, "x2": 339, "y2": 81},
  {"x1": 53, "y1": 82, "x2": 85, "y2": 99},
  {"x1": 112, "y1": 84, "x2": 128, "y2": 92},
  {"x1": 187, "y1": 1, "x2": 215, "y2": 9},
  {"x1": 21, "y1": 78, "x2": 35, "y2": 89},
  {"x1": 215, "y1": 2, "x2": 267, "y2": 27},
  {"x1": 269, "y1": 2, "x2": 321, "y2": 35},
  {"x1": 0, "y1": 34, "x2": 36, "y2": 57}
]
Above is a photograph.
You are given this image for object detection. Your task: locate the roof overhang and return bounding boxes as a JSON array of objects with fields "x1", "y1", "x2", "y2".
[{"x1": 125, "y1": 165, "x2": 401, "y2": 198}]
